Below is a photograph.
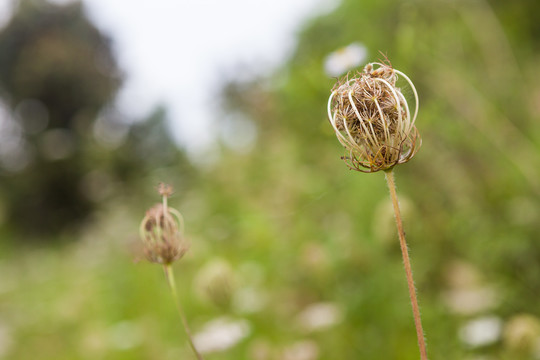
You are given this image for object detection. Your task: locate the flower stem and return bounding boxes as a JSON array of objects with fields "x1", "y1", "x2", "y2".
[
  {"x1": 384, "y1": 169, "x2": 428, "y2": 360},
  {"x1": 163, "y1": 264, "x2": 205, "y2": 360}
]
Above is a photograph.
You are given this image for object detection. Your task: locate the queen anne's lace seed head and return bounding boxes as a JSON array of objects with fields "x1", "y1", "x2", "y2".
[
  {"x1": 327, "y1": 62, "x2": 421, "y2": 172},
  {"x1": 139, "y1": 185, "x2": 189, "y2": 265}
]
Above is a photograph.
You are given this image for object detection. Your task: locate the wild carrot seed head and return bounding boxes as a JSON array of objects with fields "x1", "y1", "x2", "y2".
[
  {"x1": 327, "y1": 61, "x2": 421, "y2": 172},
  {"x1": 139, "y1": 184, "x2": 189, "y2": 265}
]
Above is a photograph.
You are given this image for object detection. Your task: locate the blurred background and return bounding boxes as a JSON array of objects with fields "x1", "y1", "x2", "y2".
[{"x1": 0, "y1": 0, "x2": 539, "y2": 359}]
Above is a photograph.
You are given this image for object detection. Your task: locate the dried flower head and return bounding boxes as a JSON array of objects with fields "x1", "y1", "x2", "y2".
[
  {"x1": 327, "y1": 61, "x2": 420, "y2": 172},
  {"x1": 157, "y1": 182, "x2": 174, "y2": 198},
  {"x1": 139, "y1": 184, "x2": 189, "y2": 264}
]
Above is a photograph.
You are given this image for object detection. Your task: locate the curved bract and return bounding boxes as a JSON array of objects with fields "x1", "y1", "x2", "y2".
[{"x1": 327, "y1": 62, "x2": 421, "y2": 172}]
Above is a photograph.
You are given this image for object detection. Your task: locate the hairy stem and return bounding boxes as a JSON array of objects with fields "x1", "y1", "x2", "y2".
[
  {"x1": 384, "y1": 169, "x2": 428, "y2": 360},
  {"x1": 163, "y1": 264, "x2": 205, "y2": 360}
]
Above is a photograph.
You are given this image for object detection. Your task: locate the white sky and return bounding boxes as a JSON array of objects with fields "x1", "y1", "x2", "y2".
[{"x1": 0, "y1": 0, "x2": 337, "y2": 153}]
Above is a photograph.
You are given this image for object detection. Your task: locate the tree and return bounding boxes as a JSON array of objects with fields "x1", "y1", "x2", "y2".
[{"x1": 0, "y1": 0, "x2": 121, "y2": 236}]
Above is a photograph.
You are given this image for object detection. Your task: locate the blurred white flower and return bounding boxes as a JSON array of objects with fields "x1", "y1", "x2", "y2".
[
  {"x1": 194, "y1": 317, "x2": 250, "y2": 354},
  {"x1": 443, "y1": 286, "x2": 499, "y2": 315},
  {"x1": 282, "y1": 340, "x2": 319, "y2": 360},
  {"x1": 324, "y1": 42, "x2": 367, "y2": 77},
  {"x1": 460, "y1": 316, "x2": 503, "y2": 348},
  {"x1": 296, "y1": 302, "x2": 343, "y2": 332},
  {"x1": 442, "y1": 260, "x2": 500, "y2": 315}
]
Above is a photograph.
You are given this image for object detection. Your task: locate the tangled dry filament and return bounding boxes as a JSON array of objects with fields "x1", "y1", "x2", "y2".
[{"x1": 327, "y1": 62, "x2": 421, "y2": 172}]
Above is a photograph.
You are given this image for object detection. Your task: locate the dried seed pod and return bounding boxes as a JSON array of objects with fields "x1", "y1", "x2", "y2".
[
  {"x1": 139, "y1": 185, "x2": 189, "y2": 265},
  {"x1": 327, "y1": 62, "x2": 421, "y2": 172}
]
